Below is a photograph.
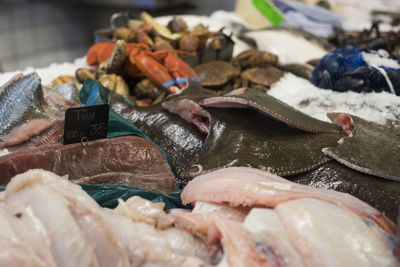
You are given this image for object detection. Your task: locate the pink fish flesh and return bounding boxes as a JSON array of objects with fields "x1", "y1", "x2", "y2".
[
  {"x1": 0, "y1": 118, "x2": 53, "y2": 150},
  {"x1": 0, "y1": 136, "x2": 177, "y2": 193},
  {"x1": 181, "y1": 167, "x2": 395, "y2": 234}
]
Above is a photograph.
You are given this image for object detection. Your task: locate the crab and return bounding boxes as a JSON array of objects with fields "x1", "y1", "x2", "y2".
[
  {"x1": 194, "y1": 60, "x2": 240, "y2": 90},
  {"x1": 234, "y1": 66, "x2": 283, "y2": 91},
  {"x1": 231, "y1": 49, "x2": 279, "y2": 70}
]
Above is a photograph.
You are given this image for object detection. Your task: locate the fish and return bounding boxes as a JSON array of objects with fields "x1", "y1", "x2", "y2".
[
  {"x1": 0, "y1": 118, "x2": 53, "y2": 150},
  {"x1": 275, "y1": 198, "x2": 399, "y2": 266},
  {"x1": 4, "y1": 120, "x2": 64, "y2": 153},
  {"x1": 290, "y1": 160, "x2": 400, "y2": 222},
  {"x1": 6, "y1": 169, "x2": 213, "y2": 266},
  {"x1": 0, "y1": 73, "x2": 44, "y2": 136},
  {"x1": 104, "y1": 82, "x2": 343, "y2": 177},
  {"x1": 323, "y1": 113, "x2": 400, "y2": 181},
  {"x1": 181, "y1": 166, "x2": 395, "y2": 234},
  {"x1": 107, "y1": 85, "x2": 206, "y2": 177},
  {"x1": 243, "y1": 208, "x2": 305, "y2": 267},
  {"x1": 179, "y1": 167, "x2": 399, "y2": 266},
  {"x1": 4, "y1": 170, "x2": 100, "y2": 267},
  {"x1": 192, "y1": 202, "x2": 250, "y2": 222},
  {"x1": 163, "y1": 87, "x2": 344, "y2": 177},
  {"x1": 198, "y1": 88, "x2": 342, "y2": 134},
  {"x1": 0, "y1": 136, "x2": 177, "y2": 193},
  {"x1": 51, "y1": 83, "x2": 81, "y2": 105},
  {"x1": 0, "y1": 74, "x2": 76, "y2": 152},
  {"x1": 0, "y1": 202, "x2": 52, "y2": 267},
  {"x1": 113, "y1": 196, "x2": 175, "y2": 229},
  {"x1": 172, "y1": 212, "x2": 269, "y2": 267}
]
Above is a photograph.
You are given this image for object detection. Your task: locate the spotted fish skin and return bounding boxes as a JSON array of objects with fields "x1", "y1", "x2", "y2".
[{"x1": 0, "y1": 73, "x2": 43, "y2": 136}]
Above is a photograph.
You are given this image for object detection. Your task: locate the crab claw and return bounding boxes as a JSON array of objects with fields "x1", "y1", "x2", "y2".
[{"x1": 163, "y1": 53, "x2": 200, "y2": 89}]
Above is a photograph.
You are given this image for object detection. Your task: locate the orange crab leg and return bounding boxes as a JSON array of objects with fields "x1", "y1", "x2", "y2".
[
  {"x1": 86, "y1": 42, "x2": 151, "y2": 66},
  {"x1": 164, "y1": 53, "x2": 200, "y2": 89},
  {"x1": 130, "y1": 51, "x2": 180, "y2": 94}
]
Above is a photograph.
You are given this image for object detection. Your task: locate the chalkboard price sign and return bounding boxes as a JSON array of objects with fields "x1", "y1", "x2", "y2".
[{"x1": 63, "y1": 104, "x2": 109, "y2": 145}]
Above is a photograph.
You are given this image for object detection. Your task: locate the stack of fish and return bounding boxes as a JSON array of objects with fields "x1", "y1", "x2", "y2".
[{"x1": 0, "y1": 168, "x2": 397, "y2": 266}]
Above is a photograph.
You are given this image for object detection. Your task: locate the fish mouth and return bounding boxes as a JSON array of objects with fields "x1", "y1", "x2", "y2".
[{"x1": 162, "y1": 99, "x2": 212, "y2": 135}]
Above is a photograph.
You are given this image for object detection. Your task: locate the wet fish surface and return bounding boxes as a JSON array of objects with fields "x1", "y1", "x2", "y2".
[
  {"x1": 0, "y1": 73, "x2": 44, "y2": 136},
  {"x1": 0, "y1": 169, "x2": 214, "y2": 266},
  {"x1": 0, "y1": 136, "x2": 177, "y2": 193},
  {"x1": 323, "y1": 113, "x2": 400, "y2": 181},
  {"x1": 290, "y1": 160, "x2": 400, "y2": 222},
  {"x1": 178, "y1": 166, "x2": 399, "y2": 267}
]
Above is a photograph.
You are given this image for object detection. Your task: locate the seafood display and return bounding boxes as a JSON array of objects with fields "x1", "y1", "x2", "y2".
[
  {"x1": 0, "y1": 168, "x2": 398, "y2": 266},
  {"x1": 1, "y1": 5, "x2": 400, "y2": 266}
]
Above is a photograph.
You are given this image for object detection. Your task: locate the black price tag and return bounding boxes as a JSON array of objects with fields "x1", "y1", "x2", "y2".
[{"x1": 63, "y1": 104, "x2": 109, "y2": 145}]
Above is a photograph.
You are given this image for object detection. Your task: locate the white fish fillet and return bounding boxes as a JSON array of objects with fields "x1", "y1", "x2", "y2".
[
  {"x1": 276, "y1": 198, "x2": 398, "y2": 267},
  {"x1": 193, "y1": 202, "x2": 249, "y2": 222},
  {"x1": 181, "y1": 167, "x2": 394, "y2": 234},
  {"x1": 4, "y1": 170, "x2": 100, "y2": 267},
  {"x1": 114, "y1": 196, "x2": 174, "y2": 230},
  {"x1": 0, "y1": 203, "x2": 46, "y2": 267},
  {"x1": 172, "y1": 212, "x2": 270, "y2": 267},
  {"x1": 244, "y1": 208, "x2": 305, "y2": 267}
]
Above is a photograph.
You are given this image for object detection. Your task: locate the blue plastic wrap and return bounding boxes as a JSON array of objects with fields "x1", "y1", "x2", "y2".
[{"x1": 311, "y1": 46, "x2": 400, "y2": 95}]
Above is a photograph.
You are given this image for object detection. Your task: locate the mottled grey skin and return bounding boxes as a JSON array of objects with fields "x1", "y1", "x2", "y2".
[
  {"x1": 106, "y1": 82, "x2": 399, "y2": 218},
  {"x1": 323, "y1": 114, "x2": 400, "y2": 181},
  {"x1": 199, "y1": 88, "x2": 342, "y2": 134},
  {"x1": 195, "y1": 107, "x2": 342, "y2": 177},
  {"x1": 109, "y1": 83, "x2": 344, "y2": 178},
  {"x1": 290, "y1": 160, "x2": 400, "y2": 222}
]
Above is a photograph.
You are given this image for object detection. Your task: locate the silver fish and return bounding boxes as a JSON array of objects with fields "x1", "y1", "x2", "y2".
[{"x1": 0, "y1": 73, "x2": 44, "y2": 136}]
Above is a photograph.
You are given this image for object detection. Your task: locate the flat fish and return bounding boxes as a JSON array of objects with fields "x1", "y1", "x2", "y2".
[
  {"x1": 181, "y1": 166, "x2": 395, "y2": 234},
  {"x1": 194, "y1": 107, "x2": 342, "y2": 176},
  {"x1": 323, "y1": 113, "x2": 400, "y2": 181},
  {"x1": 0, "y1": 136, "x2": 177, "y2": 193},
  {"x1": 102, "y1": 82, "x2": 345, "y2": 177},
  {"x1": 289, "y1": 160, "x2": 400, "y2": 222},
  {"x1": 0, "y1": 73, "x2": 44, "y2": 136},
  {"x1": 199, "y1": 88, "x2": 342, "y2": 134}
]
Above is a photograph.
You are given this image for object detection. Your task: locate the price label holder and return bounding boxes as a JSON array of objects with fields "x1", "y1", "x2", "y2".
[{"x1": 63, "y1": 104, "x2": 109, "y2": 145}]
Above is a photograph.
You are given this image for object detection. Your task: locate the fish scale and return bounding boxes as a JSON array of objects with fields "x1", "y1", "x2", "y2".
[{"x1": 0, "y1": 73, "x2": 44, "y2": 136}]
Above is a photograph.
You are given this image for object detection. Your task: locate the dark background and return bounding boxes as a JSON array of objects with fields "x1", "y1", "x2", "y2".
[{"x1": 0, "y1": 0, "x2": 235, "y2": 72}]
